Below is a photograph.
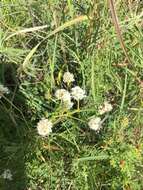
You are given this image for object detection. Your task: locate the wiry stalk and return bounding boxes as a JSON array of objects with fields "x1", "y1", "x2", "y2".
[
  {"x1": 108, "y1": 0, "x2": 132, "y2": 64},
  {"x1": 108, "y1": 0, "x2": 141, "y2": 83}
]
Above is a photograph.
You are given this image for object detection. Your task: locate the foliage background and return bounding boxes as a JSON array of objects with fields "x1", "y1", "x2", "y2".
[{"x1": 0, "y1": 0, "x2": 143, "y2": 189}]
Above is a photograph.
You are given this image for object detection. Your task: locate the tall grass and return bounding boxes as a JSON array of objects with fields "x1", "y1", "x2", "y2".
[{"x1": 0, "y1": 0, "x2": 143, "y2": 189}]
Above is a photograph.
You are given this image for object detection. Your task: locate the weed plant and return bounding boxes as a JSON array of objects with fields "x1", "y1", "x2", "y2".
[{"x1": 0, "y1": 0, "x2": 143, "y2": 189}]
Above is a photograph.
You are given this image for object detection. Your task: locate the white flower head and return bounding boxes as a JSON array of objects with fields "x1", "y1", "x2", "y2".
[
  {"x1": 63, "y1": 72, "x2": 75, "y2": 84},
  {"x1": 71, "y1": 86, "x2": 86, "y2": 101},
  {"x1": 55, "y1": 89, "x2": 71, "y2": 102},
  {"x1": 0, "y1": 84, "x2": 9, "y2": 98},
  {"x1": 37, "y1": 118, "x2": 52, "y2": 137},
  {"x1": 1, "y1": 169, "x2": 13, "y2": 180},
  {"x1": 63, "y1": 99, "x2": 74, "y2": 110},
  {"x1": 88, "y1": 117, "x2": 102, "y2": 132},
  {"x1": 99, "y1": 101, "x2": 113, "y2": 115},
  {"x1": 55, "y1": 89, "x2": 73, "y2": 109}
]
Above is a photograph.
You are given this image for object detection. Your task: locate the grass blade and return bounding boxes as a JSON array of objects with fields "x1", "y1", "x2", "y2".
[
  {"x1": 76, "y1": 154, "x2": 109, "y2": 162},
  {"x1": 47, "y1": 15, "x2": 89, "y2": 38},
  {"x1": 5, "y1": 25, "x2": 48, "y2": 40}
]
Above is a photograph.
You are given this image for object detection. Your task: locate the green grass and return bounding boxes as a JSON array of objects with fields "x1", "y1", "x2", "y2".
[{"x1": 0, "y1": 0, "x2": 143, "y2": 189}]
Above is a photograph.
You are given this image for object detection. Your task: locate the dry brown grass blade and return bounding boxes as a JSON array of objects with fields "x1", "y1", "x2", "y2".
[
  {"x1": 108, "y1": 0, "x2": 132, "y2": 65},
  {"x1": 108, "y1": 0, "x2": 141, "y2": 83}
]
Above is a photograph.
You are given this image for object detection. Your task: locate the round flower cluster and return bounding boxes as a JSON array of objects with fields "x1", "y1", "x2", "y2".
[
  {"x1": 37, "y1": 118, "x2": 52, "y2": 137},
  {"x1": 1, "y1": 169, "x2": 13, "y2": 180},
  {"x1": 0, "y1": 84, "x2": 9, "y2": 99},
  {"x1": 98, "y1": 101, "x2": 113, "y2": 115},
  {"x1": 88, "y1": 117, "x2": 102, "y2": 132},
  {"x1": 63, "y1": 71, "x2": 75, "y2": 84},
  {"x1": 71, "y1": 86, "x2": 86, "y2": 101},
  {"x1": 55, "y1": 89, "x2": 73, "y2": 109},
  {"x1": 55, "y1": 89, "x2": 71, "y2": 101}
]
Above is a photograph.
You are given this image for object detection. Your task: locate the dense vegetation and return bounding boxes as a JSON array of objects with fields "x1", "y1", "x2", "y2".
[{"x1": 0, "y1": 0, "x2": 143, "y2": 189}]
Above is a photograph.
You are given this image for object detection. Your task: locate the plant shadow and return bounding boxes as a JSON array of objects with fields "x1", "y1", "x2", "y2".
[
  {"x1": 0, "y1": 64, "x2": 33, "y2": 190},
  {"x1": 0, "y1": 106, "x2": 28, "y2": 190}
]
